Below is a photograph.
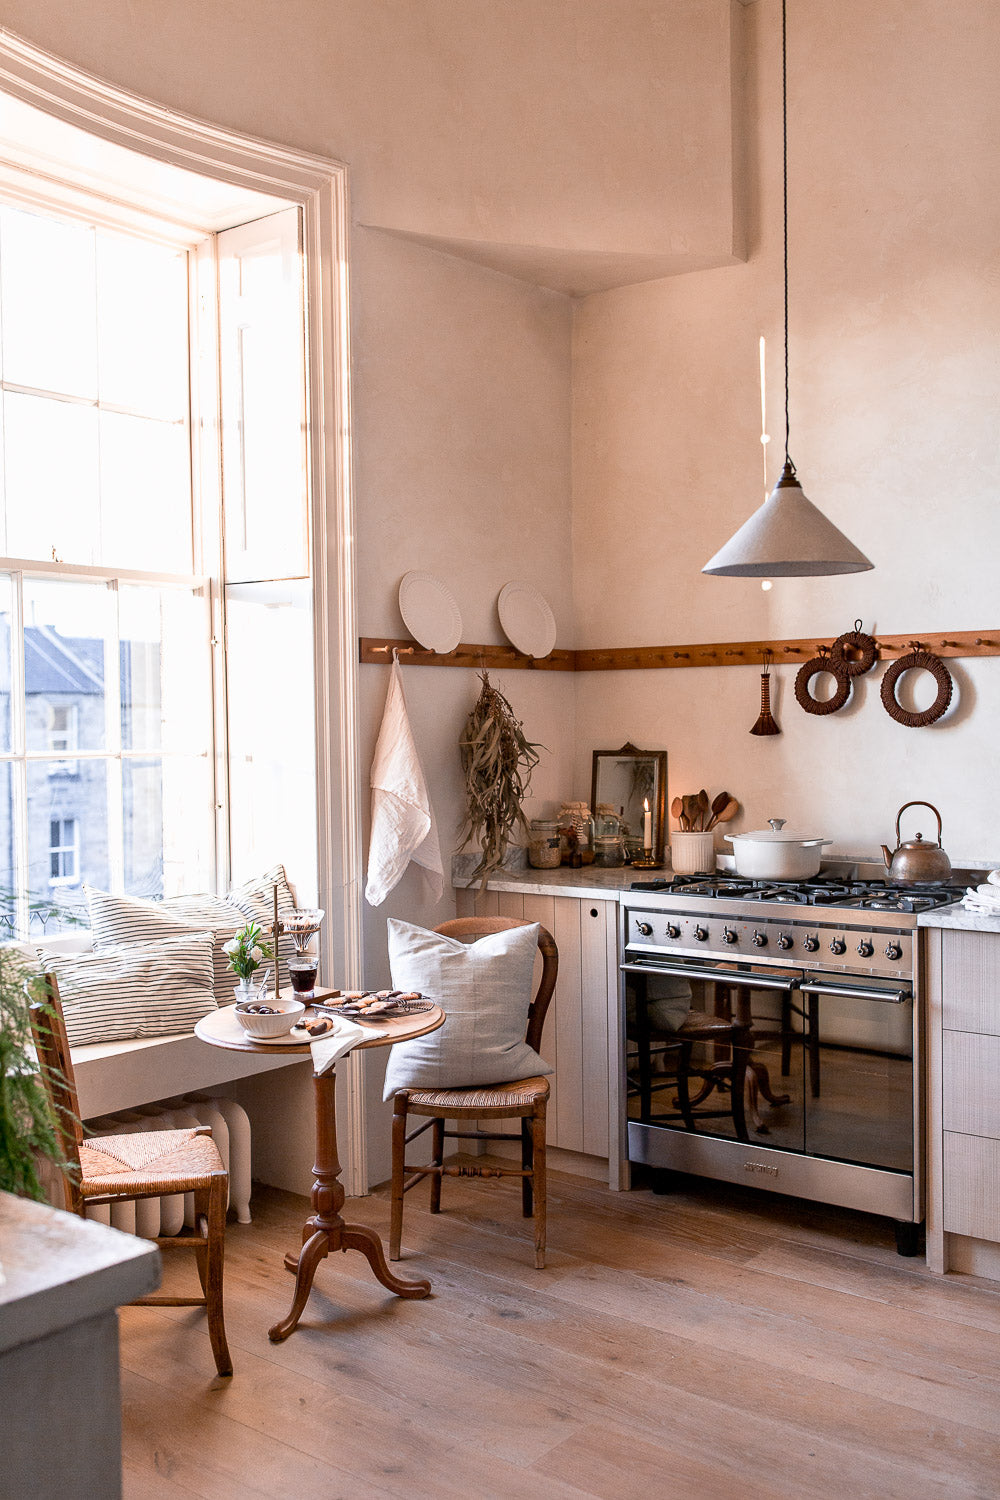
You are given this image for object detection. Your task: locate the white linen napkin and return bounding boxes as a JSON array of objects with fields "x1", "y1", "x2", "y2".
[
  {"x1": 963, "y1": 869, "x2": 1000, "y2": 911},
  {"x1": 310, "y1": 1017, "x2": 367, "y2": 1076},
  {"x1": 365, "y1": 656, "x2": 443, "y2": 906}
]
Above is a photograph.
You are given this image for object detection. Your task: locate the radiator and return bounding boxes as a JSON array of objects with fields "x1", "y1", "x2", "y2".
[{"x1": 81, "y1": 1093, "x2": 253, "y2": 1237}]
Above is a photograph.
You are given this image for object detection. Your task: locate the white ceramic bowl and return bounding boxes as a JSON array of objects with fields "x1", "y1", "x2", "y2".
[{"x1": 234, "y1": 997, "x2": 305, "y2": 1038}]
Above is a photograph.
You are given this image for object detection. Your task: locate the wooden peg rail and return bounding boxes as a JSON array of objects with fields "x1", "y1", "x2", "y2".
[
  {"x1": 359, "y1": 637, "x2": 575, "y2": 671},
  {"x1": 360, "y1": 631, "x2": 1000, "y2": 672}
]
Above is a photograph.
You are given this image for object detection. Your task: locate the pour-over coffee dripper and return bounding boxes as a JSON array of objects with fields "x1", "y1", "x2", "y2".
[{"x1": 282, "y1": 908, "x2": 324, "y2": 956}]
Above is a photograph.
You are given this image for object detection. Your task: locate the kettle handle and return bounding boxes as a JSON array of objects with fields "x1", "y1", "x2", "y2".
[{"x1": 895, "y1": 800, "x2": 943, "y2": 847}]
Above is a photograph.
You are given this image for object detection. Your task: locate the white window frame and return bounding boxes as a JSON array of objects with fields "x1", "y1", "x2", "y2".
[{"x1": 0, "y1": 34, "x2": 365, "y2": 1187}]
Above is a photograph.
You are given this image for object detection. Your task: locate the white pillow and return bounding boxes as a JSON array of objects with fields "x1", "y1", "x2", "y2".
[
  {"x1": 38, "y1": 930, "x2": 217, "y2": 1048},
  {"x1": 382, "y1": 920, "x2": 552, "y2": 1101},
  {"x1": 86, "y1": 886, "x2": 244, "y2": 1005}
]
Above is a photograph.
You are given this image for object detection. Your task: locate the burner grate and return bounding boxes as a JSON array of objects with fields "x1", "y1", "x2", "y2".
[{"x1": 629, "y1": 873, "x2": 965, "y2": 912}]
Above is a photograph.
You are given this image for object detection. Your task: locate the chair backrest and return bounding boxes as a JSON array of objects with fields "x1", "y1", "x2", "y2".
[
  {"x1": 433, "y1": 917, "x2": 558, "y2": 1054},
  {"x1": 28, "y1": 973, "x2": 84, "y2": 1212}
]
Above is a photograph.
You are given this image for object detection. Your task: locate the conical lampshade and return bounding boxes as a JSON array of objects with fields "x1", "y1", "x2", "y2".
[{"x1": 702, "y1": 461, "x2": 873, "y2": 578}]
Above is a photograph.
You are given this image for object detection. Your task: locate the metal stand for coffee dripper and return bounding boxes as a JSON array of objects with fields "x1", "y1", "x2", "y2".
[{"x1": 282, "y1": 908, "x2": 325, "y2": 995}]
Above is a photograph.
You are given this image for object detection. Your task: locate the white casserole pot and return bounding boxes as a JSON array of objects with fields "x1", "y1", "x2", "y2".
[{"x1": 725, "y1": 818, "x2": 832, "y2": 880}]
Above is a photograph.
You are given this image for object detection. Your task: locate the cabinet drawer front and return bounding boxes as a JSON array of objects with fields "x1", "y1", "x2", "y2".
[
  {"x1": 942, "y1": 1031, "x2": 1000, "y2": 1138},
  {"x1": 941, "y1": 931, "x2": 1000, "y2": 1034},
  {"x1": 943, "y1": 1132, "x2": 1000, "y2": 1241}
]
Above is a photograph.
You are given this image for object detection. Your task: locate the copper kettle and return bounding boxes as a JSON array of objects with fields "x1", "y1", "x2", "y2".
[{"x1": 881, "y1": 801, "x2": 952, "y2": 885}]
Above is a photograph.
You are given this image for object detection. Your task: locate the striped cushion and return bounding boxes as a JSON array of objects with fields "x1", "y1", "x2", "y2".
[
  {"x1": 38, "y1": 931, "x2": 217, "y2": 1048},
  {"x1": 86, "y1": 887, "x2": 244, "y2": 1004},
  {"x1": 228, "y1": 865, "x2": 299, "y2": 990}
]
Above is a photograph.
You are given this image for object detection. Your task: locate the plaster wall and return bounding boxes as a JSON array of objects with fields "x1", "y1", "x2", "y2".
[{"x1": 572, "y1": 0, "x2": 1000, "y2": 866}]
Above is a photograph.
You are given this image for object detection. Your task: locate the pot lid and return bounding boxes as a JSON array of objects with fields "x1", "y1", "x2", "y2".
[{"x1": 727, "y1": 823, "x2": 830, "y2": 845}]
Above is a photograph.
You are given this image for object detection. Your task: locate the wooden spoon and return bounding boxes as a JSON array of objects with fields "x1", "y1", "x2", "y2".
[
  {"x1": 670, "y1": 795, "x2": 684, "y2": 829},
  {"x1": 697, "y1": 789, "x2": 710, "y2": 831},
  {"x1": 682, "y1": 794, "x2": 700, "y2": 832},
  {"x1": 705, "y1": 790, "x2": 731, "y2": 831},
  {"x1": 712, "y1": 796, "x2": 739, "y2": 828}
]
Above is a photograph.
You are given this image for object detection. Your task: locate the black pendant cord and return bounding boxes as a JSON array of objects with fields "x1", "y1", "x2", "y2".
[{"x1": 782, "y1": 0, "x2": 792, "y2": 476}]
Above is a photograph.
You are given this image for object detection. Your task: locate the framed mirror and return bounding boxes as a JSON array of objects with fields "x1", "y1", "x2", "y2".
[{"x1": 591, "y1": 743, "x2": 668, "y2": 863}]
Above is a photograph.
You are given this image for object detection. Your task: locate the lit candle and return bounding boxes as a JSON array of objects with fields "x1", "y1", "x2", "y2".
[{"x1": 643, "y1": 798, "x2": 652, "y2": 850}]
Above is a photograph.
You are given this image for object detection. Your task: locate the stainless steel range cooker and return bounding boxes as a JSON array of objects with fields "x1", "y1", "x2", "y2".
[{"x1": 620, "y1": 871, "x2": 967, "y2": 1254}]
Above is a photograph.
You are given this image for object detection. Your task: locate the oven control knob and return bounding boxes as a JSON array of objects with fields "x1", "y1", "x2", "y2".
[
  {"x1": 777, "y1": 933, "x2": 793, "y2": 950},
  {"x1": 722, "y1": 926, "x2": 738, "y2": 944},
  {"x1": 857, "y1": 939, "x2": 874, "y2": 958},
  {"x1": 667, "y1": 924, "x2": 681, "y2": 940},
  {"x1": 636, "y1": 922, "x2": 653, "y2": 937},
  {"x1": 752, "y1": 930, "x2": 768, "y2": 948},
  {"x1": 803, "y1": 935, "x2": 820, "y2": 953},
  {"x1": 694, "y1": 926, "x2": 709, "y2": 942},
  {"x1": 830, "y1": 937, "x2": 847, "y2": 956},
  {"x1": 885, "y1": 940, "x2": 903, "y2": 962}
]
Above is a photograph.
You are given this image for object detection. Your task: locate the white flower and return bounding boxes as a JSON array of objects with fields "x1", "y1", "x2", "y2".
[
  {"x1": 223, "y1": 938, "x2": 239, "y2": 955},
  {"x1": 250, "y1": 945, "x2": 263, "y2": 964}
]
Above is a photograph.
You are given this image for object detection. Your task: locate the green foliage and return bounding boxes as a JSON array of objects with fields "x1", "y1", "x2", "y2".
[
  {"x1": 458, "y1": 671, "x2": 542, "y2": 891},
  {"x1": 223, "y1": 920, "x2": 274, "y2": 982},
  {"x1": 0, "y1": 951, "x2": 70, "y2": 1203}
]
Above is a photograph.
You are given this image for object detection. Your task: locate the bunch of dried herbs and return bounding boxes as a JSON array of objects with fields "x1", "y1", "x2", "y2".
[{"x1": 458, "y1": 671, "x2": 541, "y2": 889}]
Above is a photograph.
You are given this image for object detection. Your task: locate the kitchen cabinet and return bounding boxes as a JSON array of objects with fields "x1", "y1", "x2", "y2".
[
  {"x1": 924, "y1": 922, "x2": 1000, "y2": 1278},
  {"x1": 455, "y1": 885, "x2": 622, "y2": 1185}
]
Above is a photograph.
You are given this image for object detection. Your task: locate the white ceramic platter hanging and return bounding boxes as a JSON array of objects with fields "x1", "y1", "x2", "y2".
[
  {"x1": 398, "y1": 571, "x2": 463, "y2": 654},
  {"x1": 497, "y1": 581, "x2": 557, "y2": 659}
]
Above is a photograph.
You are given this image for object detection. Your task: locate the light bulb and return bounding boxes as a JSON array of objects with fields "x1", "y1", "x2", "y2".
[{"x1": 761, "y1": 580, "x2": 773, "y2": 592}]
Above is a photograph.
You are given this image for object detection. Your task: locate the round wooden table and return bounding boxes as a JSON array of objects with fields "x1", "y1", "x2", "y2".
[{"x1": 195, "y1": 994, "x2": 444, "y2": 1341}]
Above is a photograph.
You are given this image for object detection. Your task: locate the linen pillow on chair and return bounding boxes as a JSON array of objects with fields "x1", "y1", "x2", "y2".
[{"x1": 381, "y1": 918, "x2": 553, "y2": 1101}]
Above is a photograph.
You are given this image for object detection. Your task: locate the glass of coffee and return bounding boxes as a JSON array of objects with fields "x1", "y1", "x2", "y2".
[{"x1": 288, "y1": 955, "x2": 319, "y2": 998}]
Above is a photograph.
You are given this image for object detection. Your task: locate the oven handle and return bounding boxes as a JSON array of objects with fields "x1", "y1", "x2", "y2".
[
  {"x1": 620, "y1": 961, "x2": 800, "y2": 991},
  {"x1": 799, "y1": 980, "x2": 911, "y2": 1006}
]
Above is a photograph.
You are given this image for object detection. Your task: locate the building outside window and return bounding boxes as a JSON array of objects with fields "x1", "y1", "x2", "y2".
[{"x1": 48, "y1": 816, "x2": 78, "y2": 885}]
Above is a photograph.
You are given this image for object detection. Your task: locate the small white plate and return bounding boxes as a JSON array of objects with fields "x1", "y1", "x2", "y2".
[
  {"x1": 497, "y1": 581, "x2": 557, "y2": 659},
  {"x1": 398, "y1": 571, "x2": 462, "y2": 654},
  {"x1": 199, "y1": 1004, "x2": 306, "y2": 1046}
]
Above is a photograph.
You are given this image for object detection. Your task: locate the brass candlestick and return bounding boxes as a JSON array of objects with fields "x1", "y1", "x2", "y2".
[{"x1": 272, "y1": 883, "x2": 281, "y2": 999}]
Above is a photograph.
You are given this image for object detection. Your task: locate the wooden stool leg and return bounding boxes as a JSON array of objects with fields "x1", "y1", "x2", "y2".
[
  {"x1": 531, "y1": 1105, "x2": 546, "y2": 1269},
  {"x1": 204, "y1": 1173, "x2": 232, "y2": 1377},
  {"x1": 389, "y1": 1096, "x2": 408, "y2": 1261},
  {"x1": 429, "y1": 1118, "x2": 445, "y2": 1214}
]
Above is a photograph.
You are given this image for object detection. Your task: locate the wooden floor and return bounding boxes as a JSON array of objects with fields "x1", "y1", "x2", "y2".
[{"x1": 120, "y1": 1163, "x2": 1000, "y2": 1499}]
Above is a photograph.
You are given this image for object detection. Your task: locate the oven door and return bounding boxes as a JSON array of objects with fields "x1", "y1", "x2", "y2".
[
  {"x1": 797, "y1": 976, "x2": 914, "y2": 1174},
  {"x1": 621, "y1": 958, "x2": 807, "y2": 1150}
]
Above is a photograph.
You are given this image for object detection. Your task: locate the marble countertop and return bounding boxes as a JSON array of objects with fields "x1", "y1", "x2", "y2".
[
  {"x1": 0, "y1": 1190, "x2": 160, "y2": 1354},
  {"x1": 453, "y1": 858, "x2": 638, "y2": 901},
  {"x1": 917, "y1": 904, "x2": 1000, "y2": 933}
]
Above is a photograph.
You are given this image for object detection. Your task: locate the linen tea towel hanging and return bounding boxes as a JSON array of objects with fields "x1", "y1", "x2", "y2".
[{"x1": 365, "y1": 656, "x2": 444, "y2": 906}]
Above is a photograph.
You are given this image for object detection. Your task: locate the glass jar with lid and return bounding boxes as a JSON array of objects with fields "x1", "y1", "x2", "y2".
[
  {"x1": 527, "y1": 818, "x2": 562, "y2": 869},
  {"x1": 557, "y1": 802, "x2": 596, "y2": 865}
]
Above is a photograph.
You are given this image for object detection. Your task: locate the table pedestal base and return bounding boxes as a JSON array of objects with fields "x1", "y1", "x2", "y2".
[{"x1": 267, "y1": 1067, "x2": 430, "y2": 1343}]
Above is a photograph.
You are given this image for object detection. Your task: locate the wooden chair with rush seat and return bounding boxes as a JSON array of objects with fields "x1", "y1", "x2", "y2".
[
  {"x1": 29, "y1": 973, "x2": 233, "y2": 1377},
  {"x1": 388, "y1": 917, "x2": 558, "y2": 1269}
]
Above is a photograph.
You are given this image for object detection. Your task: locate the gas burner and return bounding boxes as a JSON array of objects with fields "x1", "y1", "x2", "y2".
[{"x1": 630, "y1": 872, "x2": 965, "y2": 913}]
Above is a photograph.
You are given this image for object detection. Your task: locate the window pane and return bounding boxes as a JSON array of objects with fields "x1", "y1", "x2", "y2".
[
  {"x1": 0, "y1": 206, "x2": 98, "y2": 398},
  {"x1": 123, "y1": 756, "x2": 162, "y2": 898},
  {"x1": 26, "y1": 757, "x2": 107, "y2": 935},
  {"x1": 120, "y1": 585, "x2": 210, "y2": 753},
  {"x1": 0, "y1": 760, "x2": 13, "y2": 939},
  {"x1": 24, "y1": 578, "x2": 110, "y2": 752},
  {"x1": 0, "y1": 572, "x2": 12, "y2": 752},
  {"x1": 4, "y1": 392, "x2": 100, "y2": 564},
  {"x1": 99, "y1": 409, "x2": 192, "y2": 572},
  {"x1": 96, "y1": 232, "x2": 189, "y2": 418}
]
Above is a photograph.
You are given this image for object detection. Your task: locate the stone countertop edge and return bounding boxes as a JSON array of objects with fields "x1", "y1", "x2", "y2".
[
  {"x1": 0, "y1": 1190, "x2": 161, "y2": 1354},
  {"x1": 918, "y1": 905, "x2": 1000, "y2": 932},
  {"x1": 452, "y1": 858, "x2": 636, "y2": 901}
]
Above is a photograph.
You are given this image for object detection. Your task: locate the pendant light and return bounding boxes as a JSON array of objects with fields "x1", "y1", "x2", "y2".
[{"x1": 703, "y1": 0, "x2": 873, "y2": 579}]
